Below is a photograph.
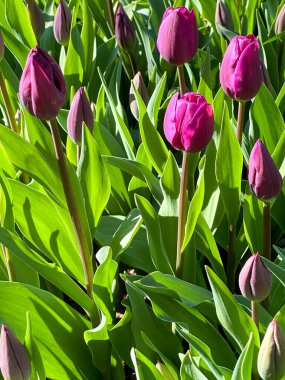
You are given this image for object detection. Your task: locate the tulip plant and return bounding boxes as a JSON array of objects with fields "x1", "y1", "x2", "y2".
[{"x1": 0, "y1": 0, "x2": 285, "y2": 379}]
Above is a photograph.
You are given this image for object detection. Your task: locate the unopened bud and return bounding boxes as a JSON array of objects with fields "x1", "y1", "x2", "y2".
[
  {"x1": 215, "y1": 0, "x2": 234, "y2": 38},
  {"x1": 53, "y1": 0, "x2": 72, "y2": 45},
  {"x1": 115, "y1": 3, "x2": 136, "y2": 52},
  {"x1": 275, "y1": 5, "x2": 285, "y2": 35},
  {"x1": 129, "y1": 71, "x2": 149, "y2": 120},
  {"x1": 27, "y1": 0, "x2": 45, "y2": 39}
]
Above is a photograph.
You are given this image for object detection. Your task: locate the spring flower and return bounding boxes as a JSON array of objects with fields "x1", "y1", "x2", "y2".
[
  {"x1": 27, "y1": 0, "x2": 45, "y2": 39},
  {"x1": 115, "y1": 3, "x2": 136, "y2": 52},
  {"x1": 53, "y1": 0, "x2": 72, "y2": 45}
]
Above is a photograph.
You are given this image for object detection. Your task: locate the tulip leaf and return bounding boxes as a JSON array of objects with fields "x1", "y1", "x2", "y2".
[
  {"x1": 231, "y1": 333, "x2": 255, "y2": 380},
  {"x1": 263, "y1": 257, "x2": 285, "y2": 288},
  {"x1": 81, "y1": 0, "x2": 96, "y2": 84},
  {"x1": 180, "y1": 351, "x2": 208, "y2": 380},
  {"x1": 0, "y1": 282, "x2": 96, "y2": 380},
  {"x1": 216, "y1": 101, "x2": 243, "y2": 225},
  {"x1": 85, "y1": 0, "x2": 111, "y2": 38},
  {"x1": 242, "y1": 0, "x2": 259, "y2": 34},
  {"x1": 147, "y1": 72, "x2": 167, "y2": 126},
  {"x1": 276, "y1": 82, "x2": 285, "y2": 114},
  {"x1": 131, "y1": 348, "x2": 165, "y2": 380},
  {"x1": 5, "y1": 0, "x2": 37, "y2": 49},
  {"x1": 205, "y1": 266, "x2": 260, "y2": 352},
  {"x1": 197, "y1": 48, "x2": 213, "y2": 105},
  {"x1": 78, "y1": 125, "x2": 111, "y2": 235}
]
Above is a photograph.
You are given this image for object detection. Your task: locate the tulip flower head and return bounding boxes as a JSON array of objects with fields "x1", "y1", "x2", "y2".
[
  {"x1": 220, "y1": 34, "x2": 263, "y2": 101},
  {"x1": 0, "y1": 325, "x2": 31, "y2": 380},
  {"x1": 238, "y1": 252, "x2": 272, "y2": 302},
  {"x1": 157, "y1": 7, "x2": 199, "y2": 65},
  {"x1": 129, "y1": 71, "x2": 149, "y2": 120},
  {"x1": 53, "y1": 0, "x2": 72, "y2": 45},
  {"x1": 19, "y1": 46, "x2": 66, "y2": 120},
  {"x1": 258, "y1": 320, "x2": 285, "y2": 380},
  {"x1": 164, "y1": 92, "x2": 214, "y2": 153},
  {"x1": 67, "y1": 87, "x2": 94, "y2": 143},
  {"x1": 215, "y1": 0, "x2": 234, "y2": 39},
  {"x1": 27, "y1": 0, "x2": 45, "y2": 39},
  {"x1": 115, "y1": 3, "x2": 136, "y2": 52},
  {"x1": 0, "y1": 30, "x2": 4, "y2": 60},
  {"x1": 248, "y1": 139, "x2": 283, "y2": 201},
  {"x1": 275, "y1": 4, "x2": 285, "y2": 35}
]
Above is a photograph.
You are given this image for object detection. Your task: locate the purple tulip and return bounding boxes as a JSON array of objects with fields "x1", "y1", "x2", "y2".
[
  {"x1": 157, "y1": 7, "x2": 199, "y2": 65},
  {"x1": 215, "y1": 0, "x2": 234, "y2": 39},
  {"x1": 164, "y1": 92, "x2": 214, "y2": 153},
  {"x1": 220, "y1": 34, "x2": 263, "y2": 101},
  {"x1": 248, "y1": 139, "x2": 283, "y2": 201},
  {"x1": 239, "y1": 253, "x2": 272, "y2": 302},
  {"x1": 53, "y1": 0, "x2": 72, "y2": 45},
  {"x1": 275, "y1": 4, "x2": 285, "y2": 35},
  {"x1": 19, "y1": 45, "x2": 66, "y2": 120},
  {"x1": 258, "y1": 320, "x2": 285, "y2": 380},
  {"x1": 115, "y1": 3, "x2": 136, "y2": 52},
  {"x1": 0, "y1": 325, "x2": 31, "y2": 380},
  {"x1": 67, "y1": 87, "x2": 94, "y2": 143},
  {"x1": 0, "y1": 30, "x2": 4, "y2": 60},
  {"x1": 27, "y1": 0, "x2": 45, "y2": 39}
]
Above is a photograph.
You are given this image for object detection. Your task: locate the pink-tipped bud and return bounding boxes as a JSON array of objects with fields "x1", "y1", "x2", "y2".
[
  {"x1": 27, "y1": 0, "x2": 45, "y2": 39},
  {"x1": 129, "y1": 71, "x2": 149, "y2": 120},
  {"x1": 215, "y1": 0, "x2": 234, "y2": 39},
  {"x1": 163, "y1": 92, "x2": 214, "y2": 153},
  {"x1": 115, "y1": 3, "x2": 136, "y2": 52},
  {"x1": 157, "y1": 7, "x2": 199, "y2": 65},
  {"x1": 67, "y1": 87, "x2": 94, "y2": 143},
  {"x1": 239, "y1": 253, "x2": 272, "y2": 302},
  {"x1": 0, "y1": 30, "x2": 4, "y2": 60},
  {"x1": 53, "y1": 0, "x2": 72, "y2": 45},
  {"x1": 258, "y1": 320, "x2": 285, "y2": 380},
  {"x1": 248, "y1": 139, "x2": 283, "y2": 201},
  {"x1": 0, "y1": 325, "x2": 31, "y2": 380},
  {"x1": 275, "y1": 5, "x2": 285, "y2": 35},
  {"x1": 19, "y1": 46, "x2": 66, "y2": 120}
]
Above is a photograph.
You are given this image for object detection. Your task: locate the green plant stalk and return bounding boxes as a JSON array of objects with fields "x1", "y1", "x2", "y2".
[
  {"x1": 127, "y1": 51, "x2": 136, "y2": 77},
  {"x1": 236, "y1": 101, "x2": 245, "y2": 146},
  {"x1": 263, "y1": 201, "x2": 271, "y2": 260},
  {"x1": 251, "y1": 301, "x2": 259, "y2": 328},
  {"x1": 177, "y1": 65, "x2": 187, "y2": 94},
  {"x1": 0, "y1": 69, "x2": 19, "y2": 134},
  {"x1": 227, "y1": 223, "x2": 236, "y2": 292},
  {"x1": 107, "y1": 0, "x2": 115, "y2": 33},
  {"x1": 49, "y1": 118, "x2": 100, "y2": 326}
]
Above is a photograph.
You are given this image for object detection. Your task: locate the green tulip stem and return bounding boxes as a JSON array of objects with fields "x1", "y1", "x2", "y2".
[
  {"x1": 263, "y1": 201, "x2": 271, "y2": 260},
  {"x1": 227, "y1": 223, "x2": 236, "y2": 292},
  {"x1": 77, "y1": 145, "x2": 81, "y2": 166},
  {"x1": 107, "y1": 0, "x2": 115, "y2": 33},
  {"x1": 236, "y1": 101, "x2": 245, "y2": 145},
  {"x1": 49, "y1": 118, "x2": 100, "y2": 327},
  {"x1": 177, "y1": 65, "x2": 187, "y2": 95},
  {"x1": 0, "y1": 69, "x2": 19, "y2": 134},
  {"x1": 176, "y1": 151, "x2": 189, "y2": 276},
  {"x1": 251, "y1": 301, "x2": 259, "y2": 328},
  {"x1": 127, "y1": 52, "x2": 136, "y2": 78}
]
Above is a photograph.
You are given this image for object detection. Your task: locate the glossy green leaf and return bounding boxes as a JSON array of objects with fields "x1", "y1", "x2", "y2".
[
  {"x1": 147, "y1": 72, "x2": 167, "y2": 126},
  {"x1": 216, "y1": 102, "x2": 243, "y2": 225},
  {"x1": 242, "y1": 0, "x2": 259, "y2": 34},
  {"x1": 131, "y1": 348, "x2": 165, "y2": 380},
  {"x1": 81, "y1": 0, "x2": 96, "y2": 84},
  {"x1": 197, "y1": 48, "x2": 213, "y2": 105},
  {"x1": 180, "y1": 351, "x2": 208, "y2": 380},
  {"x1": 231, "y1": 333, "x2": 254, "y2": 380},
  {"x1": 263, "y1": 257, "x2": 285, "y2": 288}
]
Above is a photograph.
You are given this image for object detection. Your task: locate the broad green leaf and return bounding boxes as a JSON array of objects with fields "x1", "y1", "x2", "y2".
[
  {"x1": 276, "y1": 82, "x2": 285, "y2": 114},
  {"x1": 231, "y1": 333, "x2": 254, "y2": 380},
  {"x1": 216, "y1": 102, "x2": 243, "y2": 225},
  {"x1": 0, "y1": 282, "x2": 96, "y2": 380},
  {"x1": 78, "y1": 126, "x2": 110, "y2": 234},
  {"x1": 263, "y1": 257, "x2": 285, "y2": 288},
  {"x1": 197, "y1": 48, "x2": 213, "y2": 105},
  {"x1": 5, "y1": 0, "x2": 37, "y2": 48},
  {"x1": 205, "y1": 266, "x2": 259, "y2": 352},
  {"x1": 147, "y1": 72, "x2": 167, "y2": 126},
  {"x1": 242, "y1": 0, "x2": 259, "y2": 34},
  {"x1": 135, "y1": 194, "x2": 174, "y2": 274},
  {"x1": 85, "y1": 0, "x2": 111, "y2": 37},
  {"x1": 180, "y1": 351, "x2": 208, "y2": 380},
  {"x1": 81, "y1": 0, "x2": 96, "y2": 84},
  {"x1": 131, "y1": 348, "x2": 165, "y2": 380}
]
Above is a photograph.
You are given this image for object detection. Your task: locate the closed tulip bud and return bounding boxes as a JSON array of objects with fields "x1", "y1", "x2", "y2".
[
  {"x1": 53, "y1": 0, "x2": 72, "y2": 45},
  {"x1": 0, "y1": 30, "x2": 4, "y2": 60},
  {"x1": 27, "y1": 0, "x2": 45, "y2": 39},
  {"x1": 157, "y1": 7, "x2": 198, "y2": 65},
  {"x1": 215, "y1": 0, "x2": 234, "y2": 38},
  {"x1": 220, "y1": 34, "x2": 263, "y2": 101},
  {"x1": 275, "y1": 5, "x2": 285, "y2": 35},
  {"x1": 129, "y1": 71, "x2": 149, "y2": 120},
  {"x1": 164, "y1": 92, "x2": 214, "y2": 153},
  {"x1": 258, "y1": 320, "x2": 285, "y2": 380},
  {"x1": 67, "y1": 87, "x2": 94, "y2": 143},
  {"x1": 239, "y1": 253, "x2": 272, "y2": 302},
  {"x1": 19, "y1": 45, "x2": 66, "y2": 120},
  {"x1": 0, "y1": 325, "x2": 31, "y2": 380},
  {"x1": 115, "y1": 3, "x2": 136, "y2": 52},
  {"x1": 248, "y1": 139, "x2": 283, "y2": 201}
]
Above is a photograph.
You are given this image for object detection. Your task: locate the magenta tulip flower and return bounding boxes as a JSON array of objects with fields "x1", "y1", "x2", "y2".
[
  {"x1": 164, "y1": 92, "x2": 214, "y2": 153},
  {"x1": 19, "y1": 46, "x2": 66, "y2": 120},
  {"x1": 67, "y1": 87, "x2": 94, "y2": 143},
  {"x1": 220, "y1": 34, "x2": 263, "y2": 101},
  {"x1": 53, "y1": 0, "x2": 72, "y2": 45},
  {"x1": 157, "y1": 7, "x2": 199, "y2": 65},
  {"x1": 0, "y1": 325, "x2": 31, "y2": 380},
  {"x1": 115, "y1": 3, "x2": 136, "y2": 52},
  {"x1": 248, "y1": 139, "x2": 283, "y2": 201},
  {"x1": 239, "y1": 253, "x2": 272, "y2": 302}
]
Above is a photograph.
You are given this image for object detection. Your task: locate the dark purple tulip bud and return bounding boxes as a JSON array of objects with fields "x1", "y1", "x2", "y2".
[
  {"x1": 129, "y1": 71, "x2": 149, "y2": 120},
  {"x1": 238, "y1": 253, "x2": 272, "y2": 302},
  {"x1": 53, "y1": 0, "x2": 72, "y2": 45},
  {"x1": 248, "y1": 139, "x2": 283, "y2": 201},
  {"x1": 258, "y1": 320, "x2": 285, "y2": 380},
  {"x1": 220, "y1": 34, "x2": 263, "y2": 101},
  {"x1": 275, "y1": 5, "x2": 285, "y2": 35},
  {"x1": 215, "y1": 0, "x2": 234, "y2": 38},
  {"x1": 157, "y1": 7, "x2": 199, "y2": 65},
  {"x1": 0, "y1": 325, "x2": 31, "y2": 380},
  {"x1": 164, "y1": 92, "x2": 214, "y2": 153},
  {"x1": 27, "y1": 0, "x2": 45, "y2": 39},
  {"x1": 0, "y1": 30, "x2": 4, "y2": 60},
  {"x1": 115, "y1": 3, "x2": 136, "y2": 52},
  {"x1": 19, "y1": 45, "x2": 66, "y2": 120},
  {"x1": 67, "y1": 87, "x2": 94, "y2": 143}
]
